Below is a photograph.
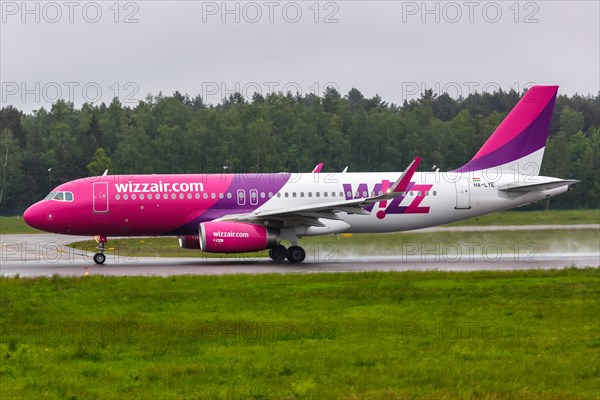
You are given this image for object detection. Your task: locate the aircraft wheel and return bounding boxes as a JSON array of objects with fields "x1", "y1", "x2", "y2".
[
  {"x1": 269, "y1": 245, "x2": 287, "y2": 261},
  {"x1": 93, "y1": 252, "x2": 106, "y2": 265},
  {"x1": 286, "y1": 246, "x2": 306, "y2": 263}
]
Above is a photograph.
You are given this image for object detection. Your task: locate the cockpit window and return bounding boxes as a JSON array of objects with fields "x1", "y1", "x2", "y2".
[{"x1": 45, "y1": 191, "x2": 74, "y2": 202}]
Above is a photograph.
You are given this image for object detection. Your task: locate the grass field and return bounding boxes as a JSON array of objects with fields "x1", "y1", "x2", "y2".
[
  {"x1": 446, "y1": 209, "x2": 599, "y2": 226},
  {"x1": 1, "y1": 269, "x2": 598, "y2": 399},
  {"x1": 0, "y1": 216, "x2": 41, "y2": 234},
  {"x1": 68, "y1": 228, "x2": 600, "y2": 260},
  {"x1": 1, "y1": 209, "x2": 598, "y2": 235}
]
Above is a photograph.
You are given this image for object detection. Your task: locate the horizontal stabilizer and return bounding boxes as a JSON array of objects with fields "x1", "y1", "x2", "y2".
[{"x1": 498, "y1": 179, "x2": 580, "y2": 193}]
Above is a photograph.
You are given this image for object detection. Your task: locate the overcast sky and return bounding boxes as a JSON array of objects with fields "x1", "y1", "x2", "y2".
[{"x1": 2, "y1": 1, "x2": 599, "y2": 113}]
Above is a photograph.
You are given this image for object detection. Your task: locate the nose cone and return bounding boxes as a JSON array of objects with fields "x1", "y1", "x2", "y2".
[{"x1": 23, "y1": 203, "x2": 47, "y2": 231}]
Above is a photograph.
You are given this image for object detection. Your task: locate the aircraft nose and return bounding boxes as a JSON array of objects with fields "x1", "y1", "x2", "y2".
[{"x1": 23, "y1": 203, "x2": 46, "y2": 230}]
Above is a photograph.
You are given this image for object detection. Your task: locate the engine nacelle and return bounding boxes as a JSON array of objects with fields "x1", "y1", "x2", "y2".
[
  {"x1": 199, "y1": 221, "x2": 279, "y2": 253},
  {"x1": 178, "y1": 235, "x2": 201, "y2": 249}
]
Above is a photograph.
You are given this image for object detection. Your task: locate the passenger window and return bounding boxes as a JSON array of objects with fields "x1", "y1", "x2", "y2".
[
  {"x1": 124, "y1": 194, "x2": 129, "y2": 200},
  {"x1": 116, "y1": 194, "x2": 121, "y2": 200},
  {"x1": 323, "y1": 192, "x2": 328, "y2": 197},
  {"x1": 132, "y1": 194, "x2": 137, "y2": 200},
  {"x1": 140, "y1": 194, "x2": 145, "y2": 200}
]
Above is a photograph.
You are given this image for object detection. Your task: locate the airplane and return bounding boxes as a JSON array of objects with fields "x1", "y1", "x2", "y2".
[{"x1": 23, "y1": 85, "x2": 579, "y2": 264}]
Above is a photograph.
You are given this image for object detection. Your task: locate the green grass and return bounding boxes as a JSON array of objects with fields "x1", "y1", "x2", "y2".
[
  {"x1": 1, "y1": 269, "x2": 599, "y2": 399},
  {"x1": 69, "y1": 228, "x2": 599, "y2": 259},
  {"x1": 446, "y1": 209, "x2": 599, "y2": 226},
  {"x1": 0, "y1": 216, "x2": 41, "y2": 234},
  {"x1": 1, "y1": 210, "x2": 598, "y2": 235}
]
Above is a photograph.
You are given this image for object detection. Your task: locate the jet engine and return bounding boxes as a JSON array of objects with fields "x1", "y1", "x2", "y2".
[
  {"x1": 197, "y1": 221, "x2": 279, "y2": 253},
  {"x1": 178, "y1": 235, "x2": 201, "y2": 250}
]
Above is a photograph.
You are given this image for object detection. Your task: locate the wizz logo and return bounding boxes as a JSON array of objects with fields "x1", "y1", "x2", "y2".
[{"x1": 343, "y1": 181, "x2": 433, "y2": 219}]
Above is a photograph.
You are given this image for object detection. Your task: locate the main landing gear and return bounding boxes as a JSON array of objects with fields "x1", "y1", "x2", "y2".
[
  {"x1": 268, "y1": 244, "x2": 306, "y2": 263},
  {"x1": 93, "y1": 235, "x2": 107, "y2": 265}
]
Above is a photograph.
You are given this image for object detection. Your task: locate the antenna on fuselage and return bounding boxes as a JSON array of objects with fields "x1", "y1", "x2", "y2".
[{"x1": 102, "y1": 169, "x2": 108, "y2": 176}]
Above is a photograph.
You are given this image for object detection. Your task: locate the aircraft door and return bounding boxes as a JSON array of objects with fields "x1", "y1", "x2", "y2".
[
  {"x1": 93, "y1": 182, "x2": 109, "y2": 213},
  {"x1": 454, "y1": 178, "x2": 471, "y2": 209}
]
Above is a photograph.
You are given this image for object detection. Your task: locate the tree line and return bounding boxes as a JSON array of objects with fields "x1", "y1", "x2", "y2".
[{"x1": 1, "y1": 87, "x2": 598, "y2": 214}]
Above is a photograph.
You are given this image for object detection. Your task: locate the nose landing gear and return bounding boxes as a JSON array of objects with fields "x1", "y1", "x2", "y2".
[{"x1": 93, "y1": 235, "x2": 107, "y2": 265}]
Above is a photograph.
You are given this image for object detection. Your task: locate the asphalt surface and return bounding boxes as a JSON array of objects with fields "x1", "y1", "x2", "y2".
[{"x1": 1, "y1": 226, "x2": 598, "y2": 277}]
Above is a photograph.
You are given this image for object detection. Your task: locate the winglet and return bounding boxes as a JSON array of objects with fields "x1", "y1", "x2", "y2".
[
  {"x1": 389, "y1": 157, "x2": 421, "y2": 193},
  {"x1": 312, "y1": 163, "x2": 324, "y2": 173}
]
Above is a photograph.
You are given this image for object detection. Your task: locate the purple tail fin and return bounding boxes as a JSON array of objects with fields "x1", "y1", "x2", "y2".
[{"x1": 454, "y1": 85, "x2": 558, "y2": 174}]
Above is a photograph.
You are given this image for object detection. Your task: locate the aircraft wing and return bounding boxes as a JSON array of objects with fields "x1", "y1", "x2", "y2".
[
  {"x1": 498, "y1": 179, "x2": 580, "y2": 193},
  {"x1": 216, "y1": 158, "x2": 421, "y2": 226}
]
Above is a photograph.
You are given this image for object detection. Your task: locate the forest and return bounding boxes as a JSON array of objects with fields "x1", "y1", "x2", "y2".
[{"x1": 0, "y1": 87, "x2": 598, "y2": 214}]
